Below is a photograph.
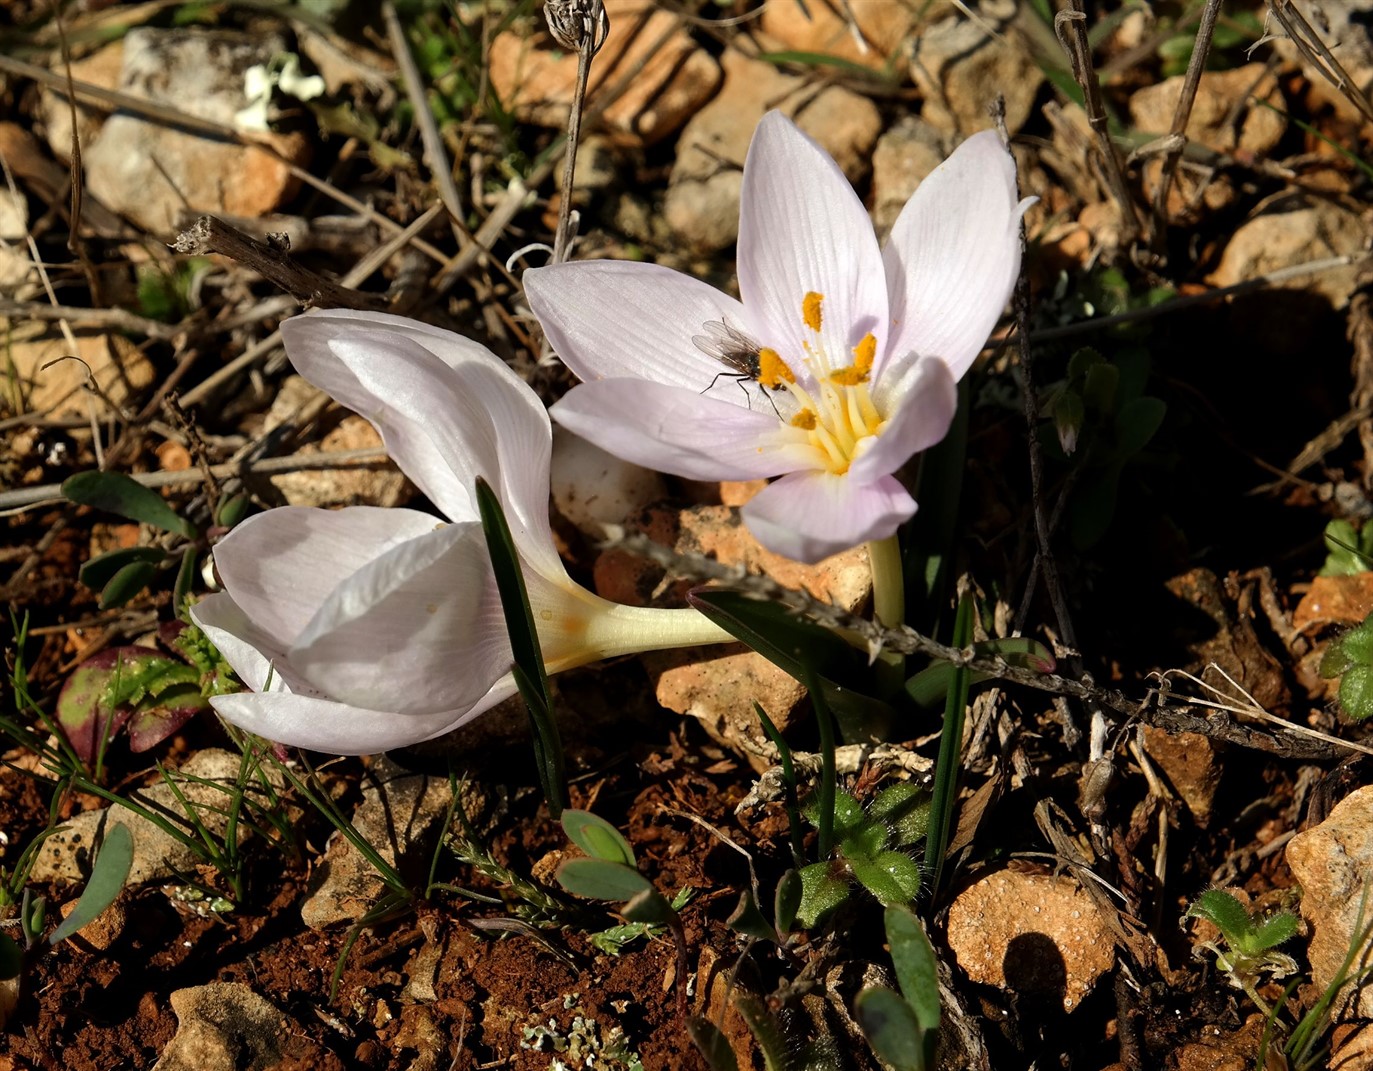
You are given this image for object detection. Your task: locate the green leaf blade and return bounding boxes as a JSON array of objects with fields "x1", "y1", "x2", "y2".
[
  {"x1": 49, "y1": 824, "x2": 133, "y2": 945},
  {"x1": 62, "y1": 471, "x2": 196, "y2": 539}
]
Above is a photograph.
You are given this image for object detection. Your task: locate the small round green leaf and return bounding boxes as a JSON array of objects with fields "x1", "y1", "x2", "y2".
[
  {"x1": 555, "y1": 858, "x2": 653, "y2": 902},
  {"x1": 851, "y1": 852, "x2": 922, "y2": 907},
  {"x1": 774, "y1": 869, "x2": 802, "y2": 936},
  {"x1": 1185, "y1": 889, "x2": 1252, "y2": 945},
  {"x1": 855, "y1": 986, "x2": 925, "y2": 1071},
  {"x1": 561, "y1": 809, "x2": 635, "y2": 866},
  {"x1": 100, "y1": 559, "x2": 159, "y2": 609},
  {"x1": 79, "y1": 546, "x2": 165, "y2": 591}
]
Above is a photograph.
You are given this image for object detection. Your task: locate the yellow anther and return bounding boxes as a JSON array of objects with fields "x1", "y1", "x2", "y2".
[
  {"x1": 802, "y1": 292, "x2": 824, "y2": 333},
  {"x1": 830, "y1": 333, "x2": 876, "y2": 387},
  {"x1": 758, "y1": 348, "x2": 796, "y2": 388},
  {"x1": 791, "y1": 409, "x2": 818, "y2": 430}
]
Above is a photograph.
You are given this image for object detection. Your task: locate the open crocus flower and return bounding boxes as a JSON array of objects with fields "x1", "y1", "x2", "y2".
[
  {"x1": 526, "y1": 112, "x2": 1030, "y2": 564},
  {"x1": 191, "y1": 309, "x2": 730, "y2": 754}
]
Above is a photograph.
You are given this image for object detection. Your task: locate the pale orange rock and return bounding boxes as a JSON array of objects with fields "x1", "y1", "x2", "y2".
[
  {"x1": 1286, "y1": 785, "x2": 1373, "y2": 1019},
  {"x1": 638, "y1": 503, "x2": 872, "y2": 768},
  {"x1": 54, "y1": 29, "x2": 310, "y2": 235},
  {"x1": 3, "y1": 327, "x2": 155, "y2": 421},
  {"x1": 487, "y1": 0, "x2": 720, "y2": 146},
  {"x1": 757, "y1": 0, "x2": 934, "y2": 72},
  {"x1": 945, "y1": 864, "x2": 1115, "y2": 1012},
  {"x1": 269, "y1": 416, "x2": 410, "y2": 510},
  {"x1": 664, "y1": 49, "x2": 881, "y2": 252},
  {"x1": 718, "y1": 480, "x2": 768, "y2": 507},
  {"x1": 1139, "y1": 725, "x2": 1221, "y2": 826},
  {"x1": 1129, "y1": 64, "x2": 1285, "y2": 156},
  {"x1": 1293, "y1": 574, "x2": 1373, "y2": 631}
]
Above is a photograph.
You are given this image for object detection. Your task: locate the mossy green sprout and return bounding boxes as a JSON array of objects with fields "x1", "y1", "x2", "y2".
[
  {"x1": 1319, "y1": 612, "x2": 1373, "y2": 722},
  {"x1": 1185, "y1": 889, "x2": 1299, "y2": 1015},
  {"x1": 794, "y1": 782, "x2": 930, "y2": 929}
]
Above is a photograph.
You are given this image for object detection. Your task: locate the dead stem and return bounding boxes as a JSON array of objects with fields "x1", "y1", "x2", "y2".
[
  {"x1": 1150, "y1": 0, "x2": 1224, "y2": 236},
  {"x1": 1054, "y1": 2, "x2": 1142, "y2": 246}
]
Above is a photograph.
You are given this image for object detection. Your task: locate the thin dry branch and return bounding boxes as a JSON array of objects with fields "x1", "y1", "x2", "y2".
[
  {"x1": 1151, "y1": 0, "x2": 1224, "y2": 233},
  {"x1": 1054, "y1": 2, "x2": 1141, "y2": 245},
  {"x1": 170, "y1": 216, "x2": 389, "y2": 313}
]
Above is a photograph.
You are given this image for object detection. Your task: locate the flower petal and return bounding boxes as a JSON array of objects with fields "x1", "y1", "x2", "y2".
[
  {"x1": 289, "y1": 520, "x2": 510, "y2": 715},
  {"x1": 207, "y1": 689, "x2": 498, "y2": 755},
  {"x1": 849, "y1": 356, "x2": 957, "y2": 483},
  {"x1": 882, "y1": 130, "x2": 1026, "y2": 381},
  {"x1": 737, "y1": 112, "x2": 888, "y2": 382},
  {"x1": 526, "y1": 261, "x2": 751, "y2": 393},
  {"x1": 281, "y1": 312, "x2": 563, "y2": 580},
  {"x1": 551, "y1": 379, "x2": 805, "y2": 481},
  {"x1": 741, "y1": 470, "x2": 916, "y2": 563},
  {"x1": 211, "y1": 506, "x2": 444, "y2": 648}
]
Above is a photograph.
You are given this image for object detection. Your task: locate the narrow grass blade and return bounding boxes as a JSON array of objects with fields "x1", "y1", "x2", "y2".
[
  {"x1": 799, "y1": 661, "x2": 836, "y2": 860},
  {"x1": 475, "y1": 477, "x2": 566, "y2": 817},
  {"x1": 924, "y1": 592, "x2": 974, "y2": 898}
]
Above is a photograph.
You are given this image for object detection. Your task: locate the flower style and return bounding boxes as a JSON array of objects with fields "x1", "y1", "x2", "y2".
[
  {"x1": 191, "y1": 309, "x2": 730, "y2": 754},
  {"x1": 525, "y1": 112, "x2": 1030, "y2": 564}
]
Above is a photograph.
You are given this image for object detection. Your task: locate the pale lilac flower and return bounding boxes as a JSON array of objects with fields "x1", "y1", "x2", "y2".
[
  {"x1": 191, "y1": 309, "x2": 728, "y2": 754},
  {"x1": 526, "y1": 112, "x2": 1030, "y2": 563}
]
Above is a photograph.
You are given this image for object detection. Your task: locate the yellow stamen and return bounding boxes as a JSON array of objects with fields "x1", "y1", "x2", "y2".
[
  {"x1": 829, "y1": 333, "x2": 876, "y2": 387},
  {"x1": 802, "y1": 291, "x2": 824, "y2": 333},
  {"x1": 791, "y1": 409, "x2": 818, "y2": 430},
  {"x1": 758, "y1": 347, "x2": 796, "y2": 388}
]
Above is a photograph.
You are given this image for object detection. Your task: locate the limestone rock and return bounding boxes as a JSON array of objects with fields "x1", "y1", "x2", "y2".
[
  {"x1": 2, "y1": 326, "x2": 155, "y2": 422},
  {"x1": 1287, "y1": 785, "x2": 1373, "y2": 1018},
  {"x1": 1207, "y1": 199, "x2": 1367, "y2": 310},
  {"x1": 54, "y1": 29, "x2": 308, "y2": 235},
  {"x1": 945, "y1": 864, "x2": 1116, "y2": 1012},
  {"x1": 664, "y1": 50, "x2": 881, "y2": 253},
  {"x1": 1293, "y1": 573, "x2": 1373, "y2": 631},
  {"x1": 1129, "y1": 63, "x2": 1285, "y2": 156},
  {"x1": 550, "y1": 428, "x2": 666, "y2": 538},
  {"x1": 912, "y1": 13, "x2": 1044, "y2": 136},
  {"x1": 870, "y1": 117, "x2": 947, "y2": 241},
  {"x1": 1139, "y1": 725, "x2": 1220, "y2": 826},
  {"x1": 487, "y1": 0, "x2": 720, "y2": 146},
  {"x1": 152, "y1": 983, "x2": 332, "y2": 1071},
  {"x1": 300, "y1": 759, "x2": 488, "y2": 929}
]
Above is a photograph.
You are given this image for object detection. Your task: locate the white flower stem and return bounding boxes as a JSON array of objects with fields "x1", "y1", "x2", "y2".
[{"x1": 545, "y1": 600, "x2": 735, "y2": 673}]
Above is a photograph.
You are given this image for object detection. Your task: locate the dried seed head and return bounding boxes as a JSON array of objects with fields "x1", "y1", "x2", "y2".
[{"x1": 544, "y1": 0, "x2": 610, "y2": 54}]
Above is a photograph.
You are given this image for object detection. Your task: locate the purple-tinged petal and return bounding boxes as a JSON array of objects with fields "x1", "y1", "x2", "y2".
[
  {"x1": 527, "y1": 261, "x2": 750, "y2": 393},
  {"x1": 741, "y1": 470, "x2": 916, "y2": 563},
  {"x1": 552, "y1": 379, "x2": 807, "y2": 481},
  {"x1": 289, "y1": 520, "x2": 506, "y2": 715},
  {"x1": 849, "y1": 357, "x2": 957, "y2": 483},
  {"x1": 737, "y1": 112, "x2": 888, "y2": 381},
  {"x1": 882, "y1": 131, "x2": 1027, "y2": 381},
  {"x1": 207, "y1": 691, "x2": 481, "y2": 755},
  {"x1": 210, "y1": 506, "x2": 442, "y2": 649}
]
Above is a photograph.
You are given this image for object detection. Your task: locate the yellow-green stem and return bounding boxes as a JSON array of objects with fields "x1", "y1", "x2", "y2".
[
  {"x1": 867, "y1": 535, "x2": 906, "y2": 691},
  {"x1": 867, "y1": 536, "x2": 905, "y2": 628}
]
